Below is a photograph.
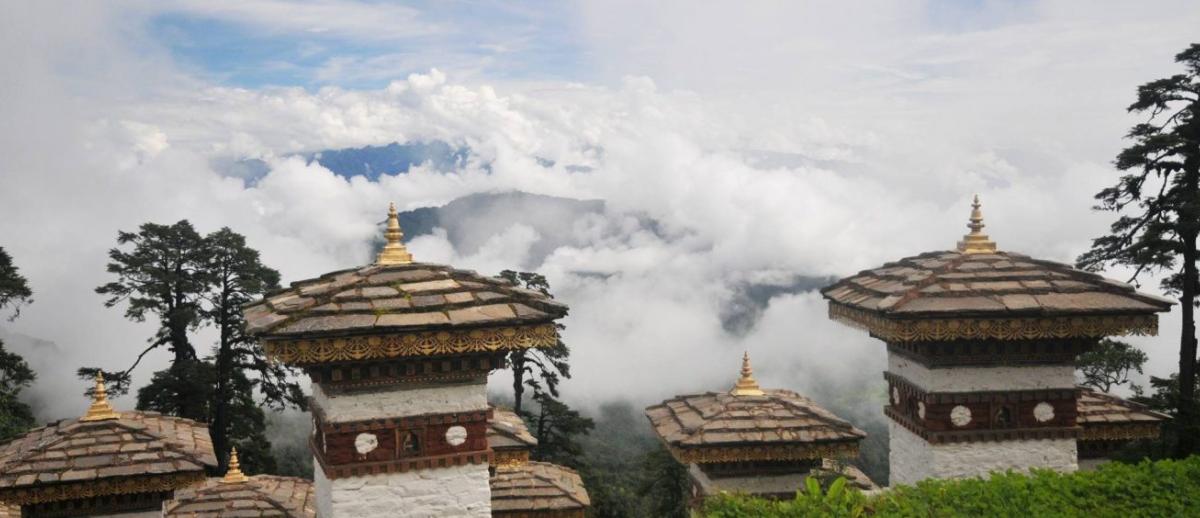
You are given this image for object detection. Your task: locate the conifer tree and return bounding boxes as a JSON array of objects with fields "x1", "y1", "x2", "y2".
[
  {"x1": 87, "y1": 222, "x2": 301, "y2": 474},
  {"x1": 1077, "y1": 339, "x2": 1149, "y2": 393},
  {"x1": 203, "y1": 227, "x2": 302, "y2": 472},
  {"x1": 0, "y1": 247, "x2": 36, "y2": 442},
  {"x1": 1078, "y1": 43, "x2": 1200, "y2": 456},
  {"x1": 86, "y1": 220, "x2": 209, "y2": 416},
  {"x1": 498, "y1": 270, "x2": 570, "y2": 415}
]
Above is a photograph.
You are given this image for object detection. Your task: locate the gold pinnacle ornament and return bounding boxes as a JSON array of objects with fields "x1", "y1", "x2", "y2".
[
  {"x1": 956, "y1": 194, "x2": 998, "y2": 254},
  {"x1": 375, "y1": 202, "x2": 414, "y2": 265},
  {"x1": 221, "y1": 448, "x2": 250, "y2": 484},
  {"x1": 80, "y1": 372, "x2": 120, "y2": 422},
  {"x1": 730, "y1": 351, "x2": 765, "y2": 396}
]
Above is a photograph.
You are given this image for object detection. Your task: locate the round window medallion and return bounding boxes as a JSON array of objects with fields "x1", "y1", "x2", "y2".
[
  {"x1": 892, "y1": 387, "x2": 900, "y2": 405},
  {"x1": 917, "y1": 401, "x2": 926, "y2": 420},
  {"x1": 445, "y1": 425, "x2": 468, "y2": 446},
  {"x1": 1034, "y1": 402, "x2": 1055, "y2": 423},
  {"x1": 354, "y1": 432, "x2": 379, "y2": 455},
  {"x1": 950, "y1": 405, "x2": 972, "y2": 427}
]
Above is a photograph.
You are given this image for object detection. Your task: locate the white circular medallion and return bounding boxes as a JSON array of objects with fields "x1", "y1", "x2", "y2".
[
  {"x1": 445, "y1": 425, "x2": 468, "y2": 446},
  {"x1": 891, "y1": 387, "x2": 900, "y2": 405},
  {"x1": 950, "y1": 405, "x2": 972, "y2": 427},
  {"x1": 354, "y1": 432, "x2": 379, "y2": 455},
  {"x1": 1033, "y1": 402, "x2": 1055, "y2": 423},
  {"x1": 917, "y1": 402, "x2": 926, "y2": 420}
]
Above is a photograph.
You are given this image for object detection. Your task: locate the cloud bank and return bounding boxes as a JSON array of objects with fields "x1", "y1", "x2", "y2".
[{"x1": 0, "y1": 1, "x2": 1197, "y2": 426}]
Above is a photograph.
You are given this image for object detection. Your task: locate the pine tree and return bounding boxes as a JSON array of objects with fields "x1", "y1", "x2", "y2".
[
  {"x1": 88, "y1": 222, "x2": 302, "y2": 474},
  {"x1": 87, "y1": 220, "x2": 209, "y2": 416},
  {"x1": 0, "y1": 247, "x2": 36, "y2": 442},
  {"x1": 498, "y1": 270, "x2": 570, "y2": 415},
  {"x1": 1078, "y1": 43, "x2": 1200, "y2": 457},
  {"x1": 526, "y1": 392, "x2": 594, "y2": 471},
  {"x1": 1077, "y1": 339, "x2": 1149, "y2": 393},
  {"x1": 203, "y1": 227, "x2": 303, "y2": 472}
]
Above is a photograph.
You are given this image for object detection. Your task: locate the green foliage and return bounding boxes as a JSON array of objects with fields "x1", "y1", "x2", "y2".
[
  {"x1": 0, "y1": 340, "x2": 36, "y2": 442},
  {"x1": 525, "y1": 392, "x2": 594, "y2": 471},
  {"x1": 498, "y1": 270, "x2": 571, "y2": 415},
  {"x1": 633, "y1": 444, "x2": 691, "y2": 518},
  {"x1": 702, "y1": 457, "x2": 1200, "y2": 517},
  {"x1": 0, "y1": 247, "x2": 33, "y2": 320},
  {"x1": 86, "y1": 221, "x2": 302, "y2": 475},
  {"x1": 1077, "y1": 42, "x2": 1200, "y2": 456},
  {"x1": 0, "y1": 246, "x2": 36, "y2": 441},
  {"x1": 1077, "y1": 339, "x2": 1149, "y2": 392}
]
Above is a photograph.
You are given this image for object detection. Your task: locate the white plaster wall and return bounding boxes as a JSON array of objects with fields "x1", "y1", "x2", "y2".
[
  {"x1": 888, "y1": 354, "x2": 1075, "y2": 392},
  {"x1": 888, "y1": 421, "x2": 1078, "y2": 486},
  {"x1": 311, "y1": 380, "x2": 487, "y2": 423},
  {"x1": 315, "y1": 460, "x2": 491, "y2": 518}
]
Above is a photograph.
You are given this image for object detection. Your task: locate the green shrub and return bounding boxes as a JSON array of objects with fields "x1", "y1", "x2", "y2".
[{"x1": 701, "y1": 456, "x2": 1200, "y2": 517}]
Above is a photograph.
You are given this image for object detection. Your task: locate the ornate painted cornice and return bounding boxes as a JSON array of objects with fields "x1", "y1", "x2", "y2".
[
  {"x1": 264, "y1": 324, "x2": 558, "y2": 366},
  {"x1": 829, "y1": 303, "x2": 1158, "y2": 343},
  {"x1": 1080, "y1": 423, "x2": 1163, "y2": 441},
  {"x1": 667, "y1": 441, "x2": 859, "y2": 465},
  {"x1": 492, "y1": 449, "x2": 531, "y2": 468},
  {"x1": 0, "y1": 472, "x2": 203, "y2": 506}
]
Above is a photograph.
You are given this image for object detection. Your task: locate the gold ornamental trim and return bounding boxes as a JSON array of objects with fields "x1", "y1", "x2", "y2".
[
  {"x1": 828, "y1": 303, "x2": 1158, "y2": 342},
  {"x1": 0, "y1": 471, "x2": 204, "y2": 506},
  {"x1": 1080, "y1": 423, "x2": 1163, "y2": 441},
  {"x1": 669, "y1": 442, "x2": 859, "y2": 465},
  {"x1": 264, "y1": 324, "x2": 559, "y2": 366},
  {"x1": 492, "y1": 449, "x2": 531, "y2": 468}
]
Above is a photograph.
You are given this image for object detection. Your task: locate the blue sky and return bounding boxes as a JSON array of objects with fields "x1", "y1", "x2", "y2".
[{"x1": 148, "y1": 1, "x2": 587, "y2": 89}]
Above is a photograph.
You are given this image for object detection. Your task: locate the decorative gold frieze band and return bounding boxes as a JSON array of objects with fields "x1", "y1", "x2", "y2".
[
  {"x1": 668, "y1": 442, "x2": 859, "y2": 465},
  {"x1": 1080, "y1": 423, "x2": 1163, "y2": 441},
  {"x1": 264, "y1": 324, "x2": 559, "y2": 365},
  {"x1": 829, "y1": 303, "x2": 1158, "y2": 342},
  {"x1": 0, "y1": 472, "x2": 204, "y2": 506},
  {"x1": 492, "y1": 449, "x2": 531, "y2": 468}
]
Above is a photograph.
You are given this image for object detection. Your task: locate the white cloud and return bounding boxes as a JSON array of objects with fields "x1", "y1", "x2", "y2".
[{"x1": 0, "y1": 1, "x2": 1196, "y2": 424}]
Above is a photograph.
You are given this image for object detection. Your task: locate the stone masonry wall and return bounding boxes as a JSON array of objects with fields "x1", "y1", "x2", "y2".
[
  {"x1": 315, "y1": 460, "x2": 491, "y2": 518},
  {"x1": 888, "y1": 421, "x2": 1077, "y2": 486}
]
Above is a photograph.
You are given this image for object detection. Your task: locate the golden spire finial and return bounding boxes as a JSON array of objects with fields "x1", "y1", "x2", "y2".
[
  {"x1": 80, "y1": 372, "x2": 120, "y2": 422},
  {"x1": 730, "y1": 351, "x2": 765, "y2": 396},
  {"x1": 221, "y1": 448, "x2": 250, "y2": 484},
  {"x1": 375, "y1": 202, "x2": 414, "y2": 265},
  {"x1": 956, "y1": 194, "x2": 998, "y2": 254}
]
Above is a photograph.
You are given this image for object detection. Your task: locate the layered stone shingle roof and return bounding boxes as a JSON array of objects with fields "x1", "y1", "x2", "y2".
[
  {"x1": 491, "y1": 462, "x2": 591, "y2": 516},
  {"x1": 0, "y1": 411, "x2": 216, "y2": 504},
  {"x1": 489, "y1": 406, "x2": 538, "y2": 450},
  {"x1": 166, "y1": 475, "x2": 315, "y2": 517},
  {"x1": 1077, "y1": 388, "x2": 1169, "y2": 441},
  {"x1": 244, "y1": 262, "x2": 568, "y2": 338},
  {"x1": 646, "y1": 389, "x2": 866, "y2": 463},
  {"x1": 823, "y1": 250, "x2": 1173, "y2": 319}
]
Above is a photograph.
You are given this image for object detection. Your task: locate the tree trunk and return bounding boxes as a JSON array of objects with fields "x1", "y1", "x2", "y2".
[
  {"x1": 511, "y1": 352, "x2": 526, "y2": 415},
  {"x1": 1179, "y1": 161, "x2": 1200, "y2": 458},
  {"x1": 1178, "y1": 230, "x2": 1199, "y2": 457},
  {"x1": 212, "y1": 303, "x2": 231, "y2": 473}
]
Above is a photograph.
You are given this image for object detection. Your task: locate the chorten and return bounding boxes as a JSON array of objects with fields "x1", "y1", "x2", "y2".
[
  {"x1": 0, "y1": 374, "x2": 216, "y2": 517},
  {"x1": 1075, "y1": 388, "x2": 1168, "y2": 470},
  {"x1": 485, "y1": 408, "x2": 591, "y2": 517},
  {"x1": 645, "y1": 353, "x2": 870, "y2": 505},
  {"x1": 243, "y1": 204, "x2": 569, "y2": 517},
  {"x1": 166, "y1": 448, "x2": 316, "y2": 517},
  {"x1": 822, "y1": 196, "x2": 1173, "y2": 485}
]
